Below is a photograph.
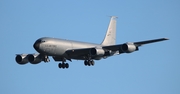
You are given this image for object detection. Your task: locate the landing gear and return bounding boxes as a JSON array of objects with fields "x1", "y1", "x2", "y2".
[
  {"x1": 58, "y1": 63, "x2": 69, "y2": 69},
  {"x1": 58, "y1": 58, "x2": 69, "y2": 69},
  {"x1": 43, "y1": 55, "x2": 50, "y2": 62},
  {"x1": 84, "y1": 60, "x2": 95, "y2": 66},
  {"x1": 91, "y1": 60, "x2": 95, "y2": 66},
  {"x1": 84, "y1": 54, "x2": 95, "y2": 66}
]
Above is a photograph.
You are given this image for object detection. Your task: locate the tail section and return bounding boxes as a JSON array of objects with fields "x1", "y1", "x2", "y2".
[{"x1": 101, "y1": 16, "x2": 117, "y2": 46}]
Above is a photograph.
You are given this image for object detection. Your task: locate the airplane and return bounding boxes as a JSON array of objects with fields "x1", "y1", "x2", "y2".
[{"x1": 15, "y1": 16, "x2": 168, "y2": 69}]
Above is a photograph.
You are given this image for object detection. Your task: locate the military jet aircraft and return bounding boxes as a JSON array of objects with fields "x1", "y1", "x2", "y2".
[{"x1": 15, "y1": 16, "x2": 168, "y2": 69}]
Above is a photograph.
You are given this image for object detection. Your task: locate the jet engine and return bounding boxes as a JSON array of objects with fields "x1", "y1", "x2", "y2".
[
  {"x1": 28, "y1": 54, "x2": 42, "y2": 64},
  {"x1": 90, "y1": 48, "x2": 105, "y2": 56},
  {"x1": 15, "y1": 54, "x2": 29, "y2": 65},
  {"x1": 121, "y1": 43, "x2": 138, "y2": 53}
]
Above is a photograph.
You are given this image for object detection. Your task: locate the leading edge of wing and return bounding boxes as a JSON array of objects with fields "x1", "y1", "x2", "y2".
[{"x1": 134, "y1": 38, "x2": 169, "y2": 46}]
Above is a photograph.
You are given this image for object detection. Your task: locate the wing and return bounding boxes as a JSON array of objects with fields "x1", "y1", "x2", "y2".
[
  {"x1": 65, "y1": 48, "x2": 94, "y2": 60},
  {"x1": 103, "y1": 38, "x2": 169, "y2": 53},
  {"x1": 62, "y1": 38, "x2": 168, "y2": 60},
  {"x1": 133, "y1": 38, "x2": 169, "y2": 46}
]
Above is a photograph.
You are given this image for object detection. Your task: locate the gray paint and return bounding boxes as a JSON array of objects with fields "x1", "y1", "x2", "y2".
[
  {"x1": 15, "y1": 16, "x2": 168, "y2": 67},
  {"x1": 38, "y1": 37, "x2": 101, "y2": 56}
]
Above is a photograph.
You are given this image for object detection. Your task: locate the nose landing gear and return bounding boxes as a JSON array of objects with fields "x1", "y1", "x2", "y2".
[{"x1": 42, "y1": 55, "x2": 50, "y2": 62}]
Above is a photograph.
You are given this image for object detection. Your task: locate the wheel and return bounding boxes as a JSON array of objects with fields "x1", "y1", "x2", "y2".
[
  {"x1": 58, "y1": 63, "x2": 62, "y2": 68},
  {"x1": 84, "y1": 60, "x2": 88, "y2": 66},
  {"x1": 62, "y1": 63, "x2": 65, "y2": 69},
  {"x1": 87, "y1": 60, "x2": 91, "y2": 66},
  {"x1": 90, "y1": 60, "x2": 95, "y2": 66},
  {"x1": 65, "y1": 63, "x2": 69, "y2": 68}
]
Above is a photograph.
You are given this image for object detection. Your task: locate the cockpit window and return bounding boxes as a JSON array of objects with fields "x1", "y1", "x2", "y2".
[
  {"x1": 35, "y1": 39, "x2": 46, "y2": 43},
  {"x1": 36, "y1": 39, "x2": 41, "y2": 43},
  {"x1": 41, "y1": 40, "x2": 46, "y2": 42}
]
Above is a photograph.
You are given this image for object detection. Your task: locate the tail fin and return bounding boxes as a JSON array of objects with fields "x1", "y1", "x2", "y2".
[{"x1": 101, "y1": 16, "x2": 117, "y2": 46}]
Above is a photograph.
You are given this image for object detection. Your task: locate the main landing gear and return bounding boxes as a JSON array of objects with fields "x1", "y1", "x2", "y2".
[
  {"x1": 84, "y1": 55, "x2": 95, "y2": 66},
  {"x1": 58, "y1": 58, "x2": 69, "y2": 69},
  {"x1": 58, "y1": 63, "x2": 69, "y2": 69},
  {"x1": 57, "y1": 56, "x2": 95, "y2": 69},
  {"x1": 84, "y1": 60, "x2": 95, "y2": 66}
]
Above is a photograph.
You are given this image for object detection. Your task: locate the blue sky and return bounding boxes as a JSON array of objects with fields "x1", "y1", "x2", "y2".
[{"x1": 1, "y1": 0, "x2": 179, "y2": 94}]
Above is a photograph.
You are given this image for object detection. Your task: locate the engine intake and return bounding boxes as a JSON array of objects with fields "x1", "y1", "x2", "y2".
[
  {"x1": 15, "y1": 54, "x2": 29, "y2": 65},
  {"x1": 28, "y1": 54, "x2": 42, "y2": 64},
  {"x1": 90, "y1": 48, "x2": 105, "y2": 56},
  {"x1": 121, "y1": 43, "x2": 138, "y2": 53}
]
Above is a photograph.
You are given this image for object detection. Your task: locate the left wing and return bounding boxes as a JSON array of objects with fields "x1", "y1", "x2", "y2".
[
  {"x1": 103, "y1": 38, "x2": 169, "y2": 53},
  {"x1": 133, "y1": 38, "x2": 169, "y2": 46}
]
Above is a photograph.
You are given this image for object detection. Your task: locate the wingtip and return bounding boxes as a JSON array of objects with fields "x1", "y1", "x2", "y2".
[{"x1": 163, "y1": 38, "x2": 169, "y2": 40}]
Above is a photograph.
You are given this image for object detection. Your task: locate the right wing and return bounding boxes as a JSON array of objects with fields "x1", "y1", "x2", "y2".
[{"x1": 65, "y1": 48, "x2": 94, "y2": 60}]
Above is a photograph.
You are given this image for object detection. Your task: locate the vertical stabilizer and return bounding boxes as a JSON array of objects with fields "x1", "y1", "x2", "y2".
[{"x1": 101, "y1": 16, "x2": 117, "y2": 46}]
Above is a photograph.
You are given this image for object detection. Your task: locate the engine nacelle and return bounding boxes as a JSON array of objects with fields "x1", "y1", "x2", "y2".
[
  {"x1": 121, "y1": 43, "x2": 138, "y2": 53},
  {"x1": 15, "y1": 54, "x2": 29, "y2": 65},
  {"x1": 28, "y1": 54, "x2": 42, "y2": 64},
  {"x1": 90, "y1": 48, "x2": 105, "y2": 56}
]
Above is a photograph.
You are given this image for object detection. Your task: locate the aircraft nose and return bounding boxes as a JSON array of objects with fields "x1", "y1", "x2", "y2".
[{"x1": 33, "y1": 39, "x2": 41, "y2": 51}]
